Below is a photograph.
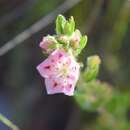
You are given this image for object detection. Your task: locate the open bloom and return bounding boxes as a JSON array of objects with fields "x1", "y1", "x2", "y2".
[{"x1": 37, "y1": 49, "x2": 80, "y2": 96}]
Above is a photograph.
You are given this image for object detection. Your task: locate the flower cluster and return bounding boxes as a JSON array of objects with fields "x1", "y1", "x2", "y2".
[{"x1": 37, "y1": 15, "x2": 87, "y2": 96}]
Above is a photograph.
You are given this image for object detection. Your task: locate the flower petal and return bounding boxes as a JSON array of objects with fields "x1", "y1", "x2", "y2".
[
  {"x1": 36, "y1": 57, "x2": 56, "y2": 78},
  {"x1": 45, "y1": 77, "x2": 76, "y2": 96},
  {"x1": 45, "y1": 78, "x2": 64, "y2": 94},
  {"x1": 50, "y1": 49, "x2": 67, "y2": 60}
]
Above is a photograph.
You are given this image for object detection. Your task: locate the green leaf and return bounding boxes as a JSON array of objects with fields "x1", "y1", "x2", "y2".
[
  {"x1": 56, "y1": 14, "x2": 66, "y2": 34},
  {"x1": 69, "y1": 16, "x2": 75, "y2": 32},
  {"x1": 83, "y1": 55, "x2": 101, "y2": 82},
  {"x1": 75, "y1": 35, "x2": 88, "y2": 55},
  {"x1": 68, "y1": 16, "x2": 75, "y2": 34},
  {"x1": 63, "y1": 22, "x2": 71, "y2": 35},
  {"x1": 80, "y1": 35, "x2": 88, "y2": 49},
  {"x1": 48, "y1": 43, "x2": 57, "y2": 49},
  {"x1": 63, "y1": 16, "x2": 75, "y2": 35}
]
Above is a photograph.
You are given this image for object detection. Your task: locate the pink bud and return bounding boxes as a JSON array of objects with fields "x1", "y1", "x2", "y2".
[{"x1": 40, "y1": 36, "x2": 56, "y2": 53}]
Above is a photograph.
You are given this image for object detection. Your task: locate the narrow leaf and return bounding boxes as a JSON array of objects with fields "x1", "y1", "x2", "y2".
[
  {"x1": 76, "y1": 35, "x2": 88, "y2": 55},
  {"x1": 69, "y1": 16, "x2": 75, "y2": 33},
  {"x1": 56, "y1": 15, "x2": 66, "y2": 34}
]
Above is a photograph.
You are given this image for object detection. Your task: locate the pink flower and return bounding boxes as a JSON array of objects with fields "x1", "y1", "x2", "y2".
[
  {"x1": 40, "y1": 36, "x2": 57, "y2": 53},
  {"x1": 37, "y1": 49, "x2": 80, "y2": 96}
]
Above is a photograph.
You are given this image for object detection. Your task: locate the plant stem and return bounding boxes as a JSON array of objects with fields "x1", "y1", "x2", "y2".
[{"x1": 0, "y1": 113, "x2": 20, "y2": 130}]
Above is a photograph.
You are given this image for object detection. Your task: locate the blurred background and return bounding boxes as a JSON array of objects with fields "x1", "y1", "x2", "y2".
[{"x1": 0, "y1": 0, "x2": 130, "y2": 130}]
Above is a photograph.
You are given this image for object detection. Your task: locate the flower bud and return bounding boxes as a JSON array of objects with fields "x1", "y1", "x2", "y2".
[
  {"x1": 70, "y1": 30, "x2": 81, "y2": 49},
  {"x1": 88, "y1": 55, "x2": 101, "y2": 68},
  {"x1": 57, "y1": 35, "x2": 69, "y2": 44},
  {"x1": 40, "y1": 35, "x2": 57, "y2": 53}
]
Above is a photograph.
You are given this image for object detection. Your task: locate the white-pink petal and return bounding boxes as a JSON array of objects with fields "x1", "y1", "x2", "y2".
[
  {"x1": 45, "y1": 77, "x2": 75, "y2": 96},
  {"x1": 37, "y1": 49, "x2": 80, "y2": 96},
  {"x1": 36, "y1": 57, "x2": 55, "y2": 78}
]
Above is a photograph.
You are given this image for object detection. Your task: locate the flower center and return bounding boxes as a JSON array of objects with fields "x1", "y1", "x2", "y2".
[{"x1": 56, "y1": 62, "x2": 69, "y2": 78}]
